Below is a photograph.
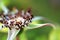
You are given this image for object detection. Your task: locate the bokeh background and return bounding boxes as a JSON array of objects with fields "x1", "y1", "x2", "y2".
[{"x1": 0, "y1": 0, "x2": 60, "y2": 40}]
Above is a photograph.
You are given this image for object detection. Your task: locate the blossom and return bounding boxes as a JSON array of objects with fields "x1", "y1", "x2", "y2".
[
  {"x1": 0, "y1": 4, "x2": 56, "y2": 40},
  {"x1": 0, "y1": 16, "x2": 56, "y2": 40}
]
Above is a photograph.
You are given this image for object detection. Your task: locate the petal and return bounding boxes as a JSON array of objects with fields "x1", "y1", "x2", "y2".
[
  {"x1": 31, "y1": 16, "x2": 45, "y2": 24},
  {"x1": 32, "y1": 16, "x2": 44, "y2": 21},
  {"x1": 25, "y1": 23, "x2": 56, "y2": 30},
  {"x1": 25, "y1": 16, "x2": 56, "y2": 30},
  {"x1": 1, "y1": 3, "x2": 9, "y2": 15}
]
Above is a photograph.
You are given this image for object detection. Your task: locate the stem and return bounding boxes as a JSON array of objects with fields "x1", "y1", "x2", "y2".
[
  {"x1": 16, "y1": 29, "x2": 23, "y2": 40},
  {"x1": 16, "y1": 36, "x2": 20, "y2": 40}
]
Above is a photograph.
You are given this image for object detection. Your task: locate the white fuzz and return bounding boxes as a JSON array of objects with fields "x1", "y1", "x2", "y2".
[{"x1": 7, "y1": 27, "x2": 20, "y2": 40}]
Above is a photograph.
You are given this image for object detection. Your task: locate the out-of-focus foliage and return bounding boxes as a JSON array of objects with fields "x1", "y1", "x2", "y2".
[
  {"x1": 1, "y1": 0, "x2": 59, "y2": 24},
  {"x1": 49, "y1": 26, "x2": 60, "y2": 40}
]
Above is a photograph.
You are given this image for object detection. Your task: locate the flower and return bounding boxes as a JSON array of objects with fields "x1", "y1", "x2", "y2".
[
  {"x1": 0, "y1": 4, "x2": 56, "y2": 40},
  {"x1": 0, "y1": 16, "x2": 56, "y2": 40}
]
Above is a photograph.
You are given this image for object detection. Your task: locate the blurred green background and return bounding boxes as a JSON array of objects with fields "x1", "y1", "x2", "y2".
[{"x1": 0, "y1": 0, "x2": 60, "y2": 40}]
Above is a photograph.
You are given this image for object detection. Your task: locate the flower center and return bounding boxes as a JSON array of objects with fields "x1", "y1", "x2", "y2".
[{"x1": 0, "y1": 8, "x2": 33, "y2": 30}]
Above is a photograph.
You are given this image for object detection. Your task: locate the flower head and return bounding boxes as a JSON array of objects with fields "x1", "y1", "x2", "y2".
[{"x1": 0, "y1": 6, "x2": 56, "y2": 40}]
